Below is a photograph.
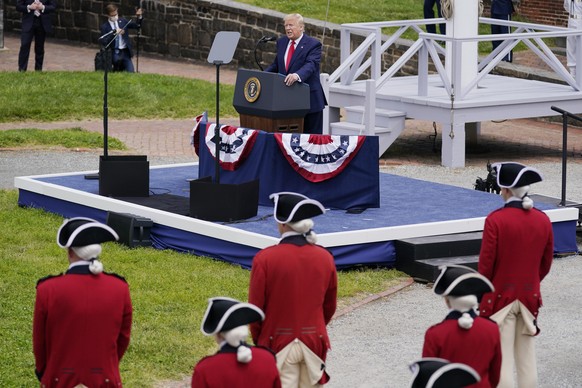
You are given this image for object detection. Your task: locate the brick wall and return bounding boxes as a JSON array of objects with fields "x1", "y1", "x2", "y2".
[
  {"x1": 520, "y1": 0, "x2": 568, "y2": 27},
  {"x1": 483, "y1": 0, "x2": 568, "y2": 26}
]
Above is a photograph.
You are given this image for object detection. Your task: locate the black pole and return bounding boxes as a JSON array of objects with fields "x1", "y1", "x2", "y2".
[
  {"x1": 214, "y1": 61, "x2": 222, "y2": 184},
  {"x1": 560, "y1": 112, "x2": 568, "y2": 206},
  {"x1": 550, "y1": 105, "x2": 582, "y2": 206},
  {"x1": 103, "y1": 50, "x2": 110, "y2": 158},
  {"x1": 136, "y1": 1, "x2": 141, "y2": 73},
  {"x1": 254, "y1": 38, "x2": 264, "y2": 71}
]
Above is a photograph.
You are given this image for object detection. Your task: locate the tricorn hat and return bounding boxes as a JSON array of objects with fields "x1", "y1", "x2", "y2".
[
  {"x1": 433, "y1": 265, "x2": 494, "y2": 298},
  {"x1": 270, "y1": 192, "x2": 326, "y2": 224},
  {"x1": 57, "y1": 217, "x2": 119, "y2": 248},
  {"x1": 409, "y1": 358, "x2": 480, "y2": 388},
  {"x1": 201, "y1": 297, "x2": 265, "y2": 335},
  {"x1": 492, "y1": 162, "x2": 543, "y2": 189}
]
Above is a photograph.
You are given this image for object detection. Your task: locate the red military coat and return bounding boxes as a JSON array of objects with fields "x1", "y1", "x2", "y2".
[
  {"x1": 248, "y1": 234, "x2": 337, "y2": 360},
  {"x1": 478, "y1": 202, "x2": 553, "y2": 319},
  {"x1": 33, "y1": 265, "x2": 133, "y2": 387},
  {"x1": 191, "y1": 345, "x2": 281, "y2": 388},
  {"x1": 423, "y1": 312, "x2": 502, "y2": 387}
]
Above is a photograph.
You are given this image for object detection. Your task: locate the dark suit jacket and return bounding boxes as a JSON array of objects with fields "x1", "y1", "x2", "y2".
[
  {"x1": 16, "y1": 0, "x2": 57, "y2": 33},
  {"x1": 99, "y1": 17, "x2": 142, "y2": 57},
  {"x1": 491, "y1": 0, "x2": 514, "y2": 16},
  {"x1": 265, "y1": 34, "x2": 326, "y2": 113}
]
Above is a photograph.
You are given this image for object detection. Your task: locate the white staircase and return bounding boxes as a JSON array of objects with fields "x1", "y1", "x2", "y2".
[
  {"x1": 326, "y1": 79, "x2": 406, "y2": 157},
  {"x1": 330, "y1": 105, "x2": 406, "y2": 157}
]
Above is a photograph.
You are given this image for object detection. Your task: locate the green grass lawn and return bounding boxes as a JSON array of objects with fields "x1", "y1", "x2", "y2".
[
  {"x1": 0, "y1": 190, "x2": 407, "y2": 386},
  {"x1": 0, "y1": 71, "x2": 236, "y2": 123}
]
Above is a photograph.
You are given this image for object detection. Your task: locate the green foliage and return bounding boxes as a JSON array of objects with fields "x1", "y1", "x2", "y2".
[
  {"x1": 0, "y1": 127, "x2": 126, "y2": 150},
  {"x1": 237, "y1": 0, "x2": 422, "y2": 24},
  {"x1": 0, "y1": 189, "x2": 406, "y2": 386},
  {"x1": 239, "y1": 0, "x2": 551, "y2": 54},
  {"x1": 0, "y1": 72, "x2": 236, "y2": 123}
]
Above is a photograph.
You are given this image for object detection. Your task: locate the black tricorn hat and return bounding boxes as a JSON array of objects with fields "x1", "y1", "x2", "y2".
[
  {"x1": 492, "y1": 162, "x2": 543, "y2": 189},
  {"x1": 409, "y1": 358, "x2": 480, "y2": 388},
  {"x1": 433, "y1": 265, "x2": 494, "y2": 298},
  {"x1": 57, "y1": 217, "x2": 119, "y2": 248},
  {"x1": 270, "y1": 191, "x2": 325, "y2": 224},
  {"x1": 201, "y1": 297, "x2": 265, "y2": 335}
]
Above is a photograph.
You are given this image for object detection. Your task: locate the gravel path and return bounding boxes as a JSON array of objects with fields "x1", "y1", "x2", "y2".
[{"x1": 323, "y1": 162, "x2": 582, "y2": 388}]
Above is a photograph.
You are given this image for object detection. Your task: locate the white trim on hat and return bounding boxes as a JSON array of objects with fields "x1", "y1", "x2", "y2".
[
  {"x1": 426, "y1": 362, "x2": 481, "y2": 388},
  {"x1": 56, "y1": 217, "x2": 119, "y2": 248},
  {"x1": 269, "y1": 191, "x2": 326, "y2": 224},
  {"x1": 491, "y1": 162, "x2": 543, "y2": 189},
  {"x1": 409, "y1": 357, "x2": 449, "y2": 388},
  {"x1": 433, "y1": 264, "x2": 494, "y2": 296},
  {"x1": 200, "y1": 297, "x2": 265, "y2": 336}
]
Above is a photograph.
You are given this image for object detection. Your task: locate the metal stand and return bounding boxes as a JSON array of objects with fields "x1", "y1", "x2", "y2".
[
  {"x1": 550, "y1": 105, "x2": 581, "y2": 206},
  {"x1": 207, "y1": 31, "x2": 241, "y2": 183},
  {"x1": 85, "y1": 33, "x2": 118, "y2": 180}
]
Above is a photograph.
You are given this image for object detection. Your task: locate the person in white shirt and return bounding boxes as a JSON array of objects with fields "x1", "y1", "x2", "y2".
[
  {"x1": 99, "y1": 4, "x2": 143, "y2": 72},
  {"x1": 565, "y1": 0, "x2": 582, "y2": 76}
]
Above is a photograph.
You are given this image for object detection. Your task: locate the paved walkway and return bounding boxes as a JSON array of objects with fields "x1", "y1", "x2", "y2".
[{"x1": 2, "y1": 33, "x2": 582, "y2": 167}]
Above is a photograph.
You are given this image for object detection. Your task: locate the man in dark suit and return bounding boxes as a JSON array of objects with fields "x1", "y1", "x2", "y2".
[
  {"x1": 100, "y1": 3, "x2": 143, "y2": 72},
  {"x1": 491, "y1": 0, "x2": 514, "y2": 62},
  {"x1": 33, "y1": 217, "x2": 133, "y2": 387},
  {"x1": 423, "y1": 0, "x2": 446, "y2": 35},
  {"x1": 16, "y1": 0, "x2": 57, "y2": 71},
  {"x1": 265, "y1": 13, "x2": 327, "y2": 134}
]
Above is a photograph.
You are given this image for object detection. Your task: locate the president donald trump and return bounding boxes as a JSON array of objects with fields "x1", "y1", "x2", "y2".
[{"x1": 265, "y1": 13, "x2": 327, "y2": 134}]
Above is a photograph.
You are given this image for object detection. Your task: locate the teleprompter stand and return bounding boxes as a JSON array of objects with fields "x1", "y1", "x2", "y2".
[{"x1": 189, "y1": 31, "x2": 259, "y2": 222}]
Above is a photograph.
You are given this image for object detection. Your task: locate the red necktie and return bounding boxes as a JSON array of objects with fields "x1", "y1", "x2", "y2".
[{"x1": 286, "y1": 40, "x2": 295, "y2": 71}]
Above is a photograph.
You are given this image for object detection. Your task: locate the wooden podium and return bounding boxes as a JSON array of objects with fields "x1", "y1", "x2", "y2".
[{"x1": 233, "y1": 69, "x2": 310, "y2": 133}]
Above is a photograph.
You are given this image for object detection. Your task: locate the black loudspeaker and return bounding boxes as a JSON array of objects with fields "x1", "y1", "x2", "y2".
[
  {"x1": 99, "y1": 155, "x2": 149, "y2": 197},
  {"x1": 190, "y1": 177, "x2": 259, "y2": 222},
  {"x1": 106, "y1": 212, "x2": 153, "y2": 248}
]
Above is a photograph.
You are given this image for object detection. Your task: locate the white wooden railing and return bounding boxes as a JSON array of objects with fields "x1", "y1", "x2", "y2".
[{"x1": 324, "y1": 18, "x2": 582, "y2": 103}]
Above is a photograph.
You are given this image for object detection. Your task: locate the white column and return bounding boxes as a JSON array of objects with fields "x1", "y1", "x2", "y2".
[
  {"x1": 441, "y1": 0, "x2": 479, "y2": 167},
  {"x1": 445, "y1": 0, "x2": 479, "y2": 90},
  {"x1": 441, "y1": 122, "x2": 466, "y2": 168}
]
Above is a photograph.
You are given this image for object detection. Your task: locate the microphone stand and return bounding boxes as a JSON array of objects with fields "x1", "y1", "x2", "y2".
[
  {"x1": 85, "y1": 28, "x2": 123, "y2": 180},
  {"x1": 136, "y1": 1, "x2": 143, "y2": 73},
  {"x1": 254, "y1": 36, "x2": 276, "y2": 71},
  {"x1": 254, "y1": 37, "x2": 266, "y2": 71}
]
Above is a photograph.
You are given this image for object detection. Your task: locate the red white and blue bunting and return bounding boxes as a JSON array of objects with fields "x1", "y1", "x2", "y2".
[
  {"x1": 190, "y1": 112, "x2": 207, "y2": 156},
  {"x1": 204, "y1": 123, "x2": 258, "y2": 171},
  {"x1": 274, "y1": 133, "x2": 366, "y2": 182}
]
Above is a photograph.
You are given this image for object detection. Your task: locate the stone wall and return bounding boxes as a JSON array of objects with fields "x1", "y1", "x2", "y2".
[
  {"x1": 1, "y1": 0, "x2": 568, "y2": 75},
  {"x1": 1, "y1": 0, "x2": 419, "y2": 75}
]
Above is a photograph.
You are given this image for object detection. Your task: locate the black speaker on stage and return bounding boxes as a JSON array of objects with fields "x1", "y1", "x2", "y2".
[
  {"x1": 99, "y1": 155, "x2": 149, "y2": 197},
  {"x1": 106, "y1": 212, "x2": 153, "y2": 248},
  {"x1": 190, "y1": 177, "x2": 259, "y2": 222}
]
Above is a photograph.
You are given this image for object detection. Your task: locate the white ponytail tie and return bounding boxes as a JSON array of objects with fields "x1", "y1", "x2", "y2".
[
  {"x1": 236, "y1": 344, "x2": 253, "y2": 363},
  {"x1": 89, "y1": 259, "x2": 104, "y2": 275},
  {"x1": 458, "y1": 312, "x2": 474, "y2": 330}
]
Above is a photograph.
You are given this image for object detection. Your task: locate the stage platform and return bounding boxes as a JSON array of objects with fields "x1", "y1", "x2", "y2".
[{"x1": 15, "y1": 163, "x2": 579, "y2": 270}]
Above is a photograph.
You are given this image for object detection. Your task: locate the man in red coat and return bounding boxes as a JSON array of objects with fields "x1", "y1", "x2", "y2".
[
  {"x1": 478, "y1": 162, "x2": 554, "y2": 388},
  {"x1": 33, "y1": 217, "x2": 133, "y2": 387},
  {"x1": 192, "y1": 297, "x2": 281, "y2": 387},
  {"x1": 423, "y1": 265, "x2": 501, "y2": 388},
  {"x1": 249, "y1": 192, "x2": 338, "y2": 387}
]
